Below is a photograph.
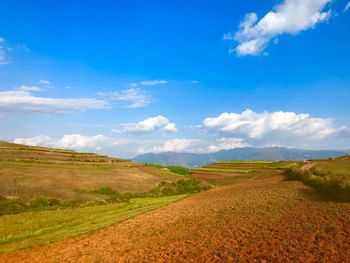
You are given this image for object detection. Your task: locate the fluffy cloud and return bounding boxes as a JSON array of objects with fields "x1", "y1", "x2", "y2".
[
  {"x1": 144, "y1": 138, "x2": 201, "y2": 153},
  {"x1": 226, "y1": 0, "x2": 331, "y2": 56},
  {"x1": 0, "y1": 88, "x2": 107, "y2": 114},
  {"x1": 13, "y1": 135, "x2": 52, "y2": 147},
  {"x1": 122, "y1": 115, "x2": 177, "y2": 133},
  {"x1": 100, "y1": 88, "x2": 151, "y2": 109},
  {"x1": 138, "y1": 137, "x2": 249, "y2": 154},
  {"x1": 13, "y1": 134, "x2": 120, "y2": 150},
  {"x1": 15, "y1": 85, "x2": 45, "y2": 92},
  {"x1": 207, "y1": 137, "x2": 250, "y2": 152},
  {"x1": 140, "y1": 80, "x2": 167, "y2": 86},
  {"x1": 203, "y1": 109, "x2": 346, "y2": 140}
]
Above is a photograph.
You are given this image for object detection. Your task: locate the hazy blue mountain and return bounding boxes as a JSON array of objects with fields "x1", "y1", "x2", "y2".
[{"x1": 133, "y1": 147, "x2": 349, "y2": 167}]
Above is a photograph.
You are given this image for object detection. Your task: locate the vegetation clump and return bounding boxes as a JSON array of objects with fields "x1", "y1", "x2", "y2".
[
  {"x1": 286, "y1": 166, "x2": 350, "y2": 201},
  {"x1": 0, "y1": 179, "x2": 210, "y2": 216},
  {"x1": 147, "y1": 164, "x2": 192, "y2": 176},
  {"x1": 93, "y1": 179, "x2": 209, "y2": 203},
  {"x1": 148, "y1": 178, "x2": 209, "y2": 197},
  {"x1": 0, "y1": 196, "x2": 26, "y2": 215}
]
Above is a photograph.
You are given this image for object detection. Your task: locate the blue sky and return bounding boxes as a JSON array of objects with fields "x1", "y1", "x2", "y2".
[{"x1": 0, "y1": 0, "x2": 350, "y2": 157}]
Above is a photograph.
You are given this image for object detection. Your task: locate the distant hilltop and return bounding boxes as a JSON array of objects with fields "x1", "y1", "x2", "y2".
[{"x1": 133, "y1": 147, "x2": 350, "y2": 167}]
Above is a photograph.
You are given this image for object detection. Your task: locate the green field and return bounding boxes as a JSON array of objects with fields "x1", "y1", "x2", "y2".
[{"x1": 0, "y1": 195, "x2": 186, "y2": 253}]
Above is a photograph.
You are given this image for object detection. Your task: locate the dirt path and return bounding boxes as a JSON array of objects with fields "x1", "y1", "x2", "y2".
[
  {"x1": 301, "y1": 162, "x2": 317, "y2": 172},
  {"x1": 1, "y1": 175, "x2": 350, "y2": 262}
]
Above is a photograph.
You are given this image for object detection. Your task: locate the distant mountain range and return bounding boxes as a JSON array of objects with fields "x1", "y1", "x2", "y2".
[{"x1": 133, "y1": 147, "x2": 349, "y2": 167}]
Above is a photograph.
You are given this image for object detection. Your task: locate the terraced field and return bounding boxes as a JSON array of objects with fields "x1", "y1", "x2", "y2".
[
  {"x1": 0, "y1": 142, "x2": 182, "y2": 202},
  {"x1": 191, "y1": 160, "x2": 294, "y2": 184},
  {"x1": 1, "y1": 174, "x2": 349, "y2": 262},
  {"x1": 1, "y1": 144, "x2": 349, "y2": 262}
]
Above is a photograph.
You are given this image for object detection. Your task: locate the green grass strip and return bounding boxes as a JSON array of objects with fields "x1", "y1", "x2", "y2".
[{"x1": 0, "y1": 195, "x2": 186, "y2": 254}]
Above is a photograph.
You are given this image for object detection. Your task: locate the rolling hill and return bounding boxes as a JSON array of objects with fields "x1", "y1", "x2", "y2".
[
  {"x1": 0, "y1": 141, "x2": 184, "y2": 203},
  {"x1": 134, "y1": 147, "x2": 349, "y2": 167}
]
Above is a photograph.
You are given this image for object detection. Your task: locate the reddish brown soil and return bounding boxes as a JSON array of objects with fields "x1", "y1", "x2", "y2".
[
  {"x1": 1, "y1": 175, "x2": 350, "y2": 262},
  {"x1": 192, "y1": 172, "x2": 230, "y2": 179}
]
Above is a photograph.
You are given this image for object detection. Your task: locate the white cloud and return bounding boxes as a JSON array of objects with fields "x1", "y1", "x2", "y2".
[
  {"x1": 136, "y1": 137, "x2": 250, "y2": 154},
  {"x1": 143, "y1": 138, "x2": 201, "y2": 153},
  {"x1": 207, "y1": 137, "x2": 250, "y2": 152},
  {"x1": 163, "y1": 123, "x2": 177, "y2": 132},
  {"x1": 345, "y1": 2, "x2": 350, "y2": 11},
  {"x1": 15, "y1": 85, "x2": 45, "y2": 92},
  {"x1": 13, "y1": 134, "x2": 120, "y2": 150},
  {"x1": 227, "y1": 0, "x2": 331, "y2": 56},
  {"x1": 101, "y1": 88, "x2": 151, "y2": 108},
  {"x1": 13, "y1": 135, "x2": 52, "y2": 147},
  {"x1": 122, "y1": 115, "x2": 177, "y2": 133},
  {"x1": 39, "y1": 80, "x2": 51, "y2": 85},
  {"x1": 140, "y1": 80, "x2": 167, "y2": 86},
  {"x1": 53, "y1": 134, "x2": 111, "y2": 149},
  {"x1": 203, "y1": 109, "x2": 346, "y2": 140},
  {"x1": 0, "y1": 88, "x2": 107, "y2": 114}
]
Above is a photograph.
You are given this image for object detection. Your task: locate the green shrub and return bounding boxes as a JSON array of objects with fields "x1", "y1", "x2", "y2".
[
  {"x1": 0, "y1": 197, "x2": 27, "y2": 215},
  {"x1": 286, "y1": 168, "x2": 350, "y2": 202},
  {"x1": 30, "y1": 196, "x2": 61, "y2": 209},
  {"x1": 146, "y1": 164, "x2": 191, "y2": 176},
  {"x1": 167, "y1": 166, "x2": 192, "y2": 176},
  {"x1": 93, "y1": 187, "x2": 117, "y2": 195}
]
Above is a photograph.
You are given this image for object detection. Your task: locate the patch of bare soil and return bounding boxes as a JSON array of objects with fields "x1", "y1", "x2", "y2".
[
  {"x1": 192, "y1": 172, "x2": 230, "y2": 179},
  {"x1": 1, "y1": 175, "x2": 350, "y2": 262}
]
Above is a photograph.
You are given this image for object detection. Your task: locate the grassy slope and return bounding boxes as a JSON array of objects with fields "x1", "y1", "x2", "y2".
[
  {"x1": 0, "y1": 142, "x2": 199, "y2": 253},
  {"x1": 0, "y1": 195, "x2": 186, "y2": 253},
  {"x1": 191, "y1": 160, "x2": 291, "y2": 183},
  {"x1": 0, "y1": 141, "x2": 183, "y2": 201},
  {"x1": 313, "y1": 156, "x2": 350, "y2": 182},
  {"x1": 287, "y1": 156, "x2": 350, "y2": 201}
]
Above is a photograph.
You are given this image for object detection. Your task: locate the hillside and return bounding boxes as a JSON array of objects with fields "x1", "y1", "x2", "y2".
[
  {"x1": 134, "y1": 147, "x2": 348, "y2": 167},
  {"x1": 0, "y1": 141, "x2": 183, "y2": 203},
  {"x1": 2, "y1": 172, "x2": 350, "y2": 262},
  {"x1": 287, "y1": 155, "x2": 350, "y2": 201},
  {"x1": 1, "y1": 149, "x2": 350, "y2": 261}
]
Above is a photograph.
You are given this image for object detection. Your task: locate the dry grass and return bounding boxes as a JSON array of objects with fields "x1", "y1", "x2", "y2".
[
  {"x1": 0, "y1": 142, "x2": 182, "y2": 201},
  {"x1": 313, "y1": 156, "x2": 350, "y2": 182}
]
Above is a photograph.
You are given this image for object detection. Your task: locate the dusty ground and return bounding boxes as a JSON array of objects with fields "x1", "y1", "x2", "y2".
[{"x1": 1, "y1": 174, "x2": 350, "y2": 262}]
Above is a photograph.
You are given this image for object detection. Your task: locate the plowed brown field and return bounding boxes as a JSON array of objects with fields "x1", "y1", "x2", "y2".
[{"x1": 1, "y1": 174, "x2": 350, "y2": 262}]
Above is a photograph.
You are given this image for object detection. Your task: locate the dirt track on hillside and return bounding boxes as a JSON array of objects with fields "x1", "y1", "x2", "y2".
[
  {"x1": 1, "y1": 175, "x2": 350, "y2": 262},
  {"x1": 301, "y1": 162, "x2": 317, "y2": 172}
]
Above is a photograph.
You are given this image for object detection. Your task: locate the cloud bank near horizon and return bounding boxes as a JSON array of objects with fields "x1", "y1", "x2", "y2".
[{"x1": 11, "y1": 109, "x2": 350, "y2": 157}]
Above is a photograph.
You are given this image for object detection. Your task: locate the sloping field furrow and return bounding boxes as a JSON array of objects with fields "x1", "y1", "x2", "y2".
[
  {"x1": 205, "y1": 163, "x2": 269, "y2": 169},
  {"x1": 0, "y1": 195, "x2": 187, "y2": 254},
  {"x1": 1, "y1": 175, "x2": 350, "y2": 262}
]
